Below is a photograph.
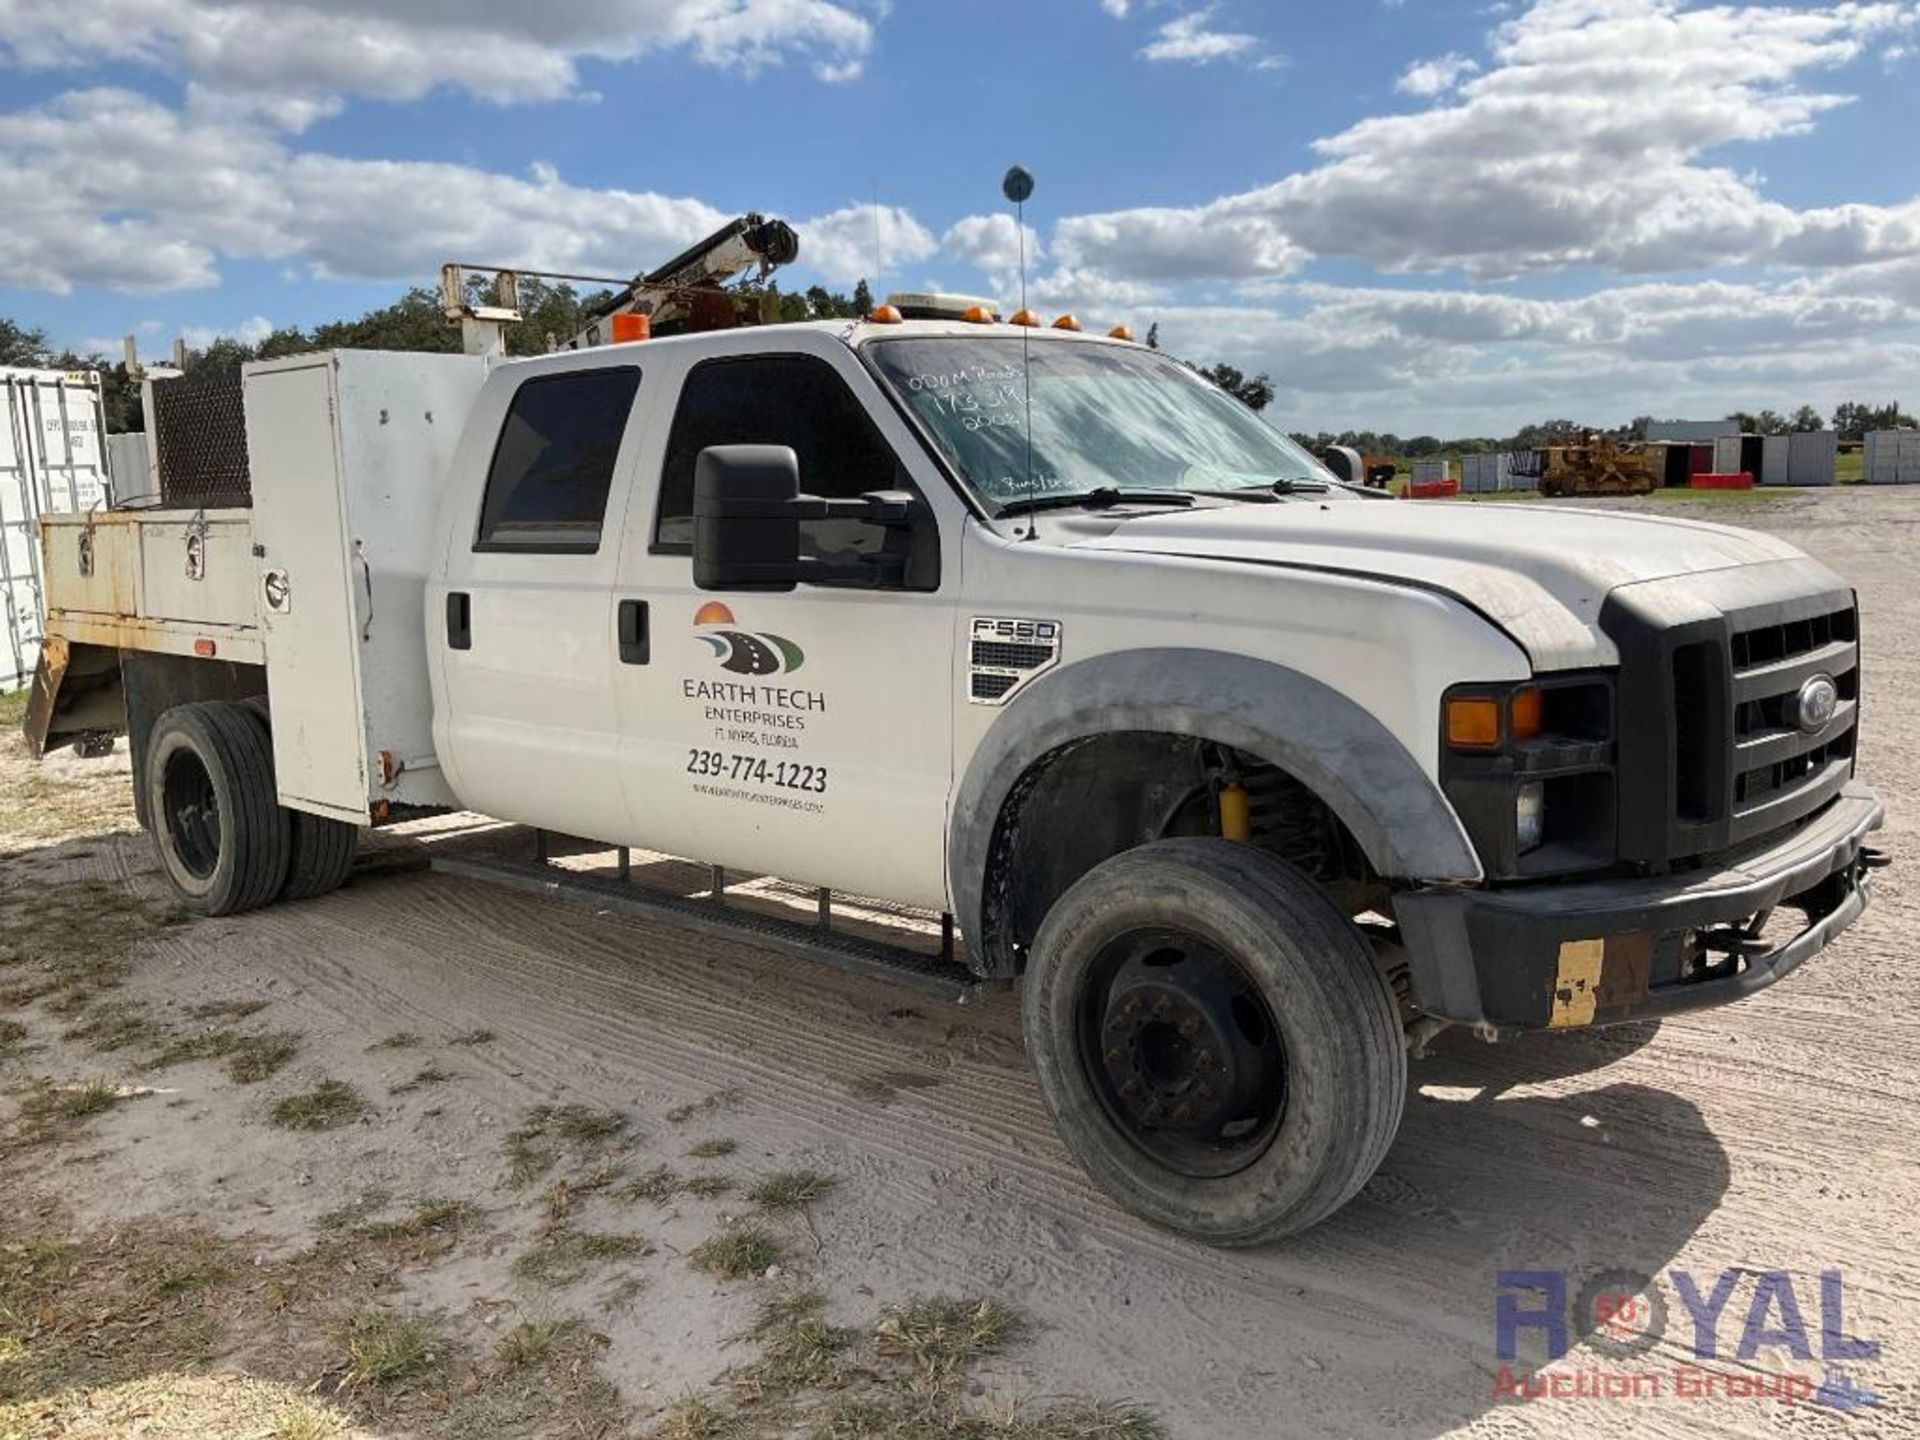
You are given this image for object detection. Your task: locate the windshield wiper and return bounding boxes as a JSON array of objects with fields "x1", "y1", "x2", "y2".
[{"x1": 995, "y1": 486, "x2": 1198, "y2": 519}]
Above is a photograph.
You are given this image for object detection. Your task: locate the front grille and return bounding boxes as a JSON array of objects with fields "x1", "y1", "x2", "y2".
[
  {"x1": 1723, "y1": 605, "x2": 1858, "y2": 845},
  {"x1": 1602, "y1": 568, "x2": 1859, "y2": 867}
]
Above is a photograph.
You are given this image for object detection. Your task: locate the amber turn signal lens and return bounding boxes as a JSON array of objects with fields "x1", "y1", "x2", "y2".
[
  {"x1": 1509, "y1": 687, "x2": 1544, "y2": 741},
  {"x1": 1446, "y1": 697, "x2": 1502, "y2": 749}
]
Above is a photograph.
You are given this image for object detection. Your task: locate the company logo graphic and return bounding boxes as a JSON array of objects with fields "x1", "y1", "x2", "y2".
[
  {"x1": 1494, "y1": 1267, "x2": 1881, "y2": 1411},
  {"x1": 693, "y1": 602, "x2": 805, "y2": 676},
  {"x1": 1795, "y1": 673, "x2": 1839, "y2": 734}
]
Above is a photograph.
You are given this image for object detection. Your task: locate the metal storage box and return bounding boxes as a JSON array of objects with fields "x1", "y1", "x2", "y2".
[{"x1": 1783, "y1": 431, "x2": 1837, "y2": 487}]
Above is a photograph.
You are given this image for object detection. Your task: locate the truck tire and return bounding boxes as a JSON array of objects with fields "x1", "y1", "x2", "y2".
[
  {"x1": 281, "y1": 811, "x2": 360, "y2": 902},
  {"x1": 146, "y1": 702, "x2": 291, "y2": 916},
  {"x1": 1022, "y1": 839, "x2": 1406, "y2": 1245},
  {"x1": 233, "y1": 700, "x2": 360, "y2": 902}
]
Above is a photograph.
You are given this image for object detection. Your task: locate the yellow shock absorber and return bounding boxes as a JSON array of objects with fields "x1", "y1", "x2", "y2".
[{"x1": 1219, "y1": 781, "x2": 1252, "y2": 842}]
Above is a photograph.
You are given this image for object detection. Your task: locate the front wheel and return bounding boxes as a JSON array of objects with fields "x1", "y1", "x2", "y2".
[{"x1": 1022, "y1": 839, "x2": 1406, "y2": 1245}]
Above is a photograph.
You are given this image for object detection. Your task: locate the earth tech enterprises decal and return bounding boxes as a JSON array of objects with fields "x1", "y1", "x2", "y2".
[
  {"x1": 692, "y1": 600, "x2": 804, "y2": 675},
  {"x1": 682, "y1": 603, "x2": 827, "y2": 812}
]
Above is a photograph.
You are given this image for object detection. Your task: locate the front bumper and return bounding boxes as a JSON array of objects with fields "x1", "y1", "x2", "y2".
[{"x1": 1393, "y1": 782, "x2": 1886, "y2": 1033}]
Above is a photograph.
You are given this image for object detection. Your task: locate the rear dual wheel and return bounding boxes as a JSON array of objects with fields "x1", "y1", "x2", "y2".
[
  {"x1": 147, "y1": 700, "x2": 359, "y2": 914},
  {"x1": 1022, "y1": 839, "x2": 1406, "y2": 1245}
]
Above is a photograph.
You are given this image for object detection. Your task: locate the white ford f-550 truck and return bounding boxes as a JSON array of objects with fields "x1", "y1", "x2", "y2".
[{"x1": 25, "y1": 312, "x2": 1886, "y2": 1244}]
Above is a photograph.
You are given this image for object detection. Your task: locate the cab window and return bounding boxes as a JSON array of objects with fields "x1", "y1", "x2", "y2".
[
  {"x1": 476, "y1": 367, "x2": 641, "y2": 552},
  {"x1": 653, "y1": 354, "x2": 908, "y2": 558}
]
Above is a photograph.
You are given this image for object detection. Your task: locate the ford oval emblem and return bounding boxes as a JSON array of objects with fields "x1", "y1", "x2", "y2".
[{"x1": 1796, "y1": 674, "x2": 1839, "y2": 734}]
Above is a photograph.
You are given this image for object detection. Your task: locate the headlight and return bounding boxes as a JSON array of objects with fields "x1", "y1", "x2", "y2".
[
  {"x1": 1440, "y1": 676, "x2": 1616, "y2": 878},
  {"x1": 1516, "y1": 782, "x2": 1546, "y2": 853}
]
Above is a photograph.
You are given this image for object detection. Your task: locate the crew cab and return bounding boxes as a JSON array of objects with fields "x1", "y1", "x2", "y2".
[{"x1": 25, "y1": 312, "x2": 1886, "y2": 1244}]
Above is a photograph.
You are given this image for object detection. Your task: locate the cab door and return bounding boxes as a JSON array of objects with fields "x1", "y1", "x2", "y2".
[
  {"x1": 433, "y1": 359, "x2": 653, "y2": 843},
  {"x1": 609, "y1": 336, "x2": 959, "y2": 909}
]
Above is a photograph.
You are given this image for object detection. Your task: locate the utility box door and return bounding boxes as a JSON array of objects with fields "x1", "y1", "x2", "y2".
[{"x1": 245, "y1": 361, "x2": 371, "y2": 820}]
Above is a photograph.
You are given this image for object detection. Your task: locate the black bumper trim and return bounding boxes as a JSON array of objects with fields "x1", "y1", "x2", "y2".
[{"x1": 1393, "y1": 782, "x2": 1884, "y2": 1031}]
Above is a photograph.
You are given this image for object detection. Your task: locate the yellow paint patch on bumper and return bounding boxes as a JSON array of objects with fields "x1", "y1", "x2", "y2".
[{"x1": 1549, "y1": 938, "x2": 1606, "y2": 1028}]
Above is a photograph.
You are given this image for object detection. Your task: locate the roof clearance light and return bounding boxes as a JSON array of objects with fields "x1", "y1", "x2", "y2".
[
  {"x1": 868, "y1": 304, "x2": 904, "y2": 325},
  {"x1": 962, "y1": 305, "x2": 996, "y2": 324},
  {"x1": 1108, "y1": 324, "x2": 1135, "y2": 342},
  {"x1": 1051, "y1": 314, "x2": 1082, "y2": 331},
  {"x1": 1010, "y1": 308, "x2": 1041, "y2": 328},
  {"x1": 609, "y1": 313, "x2": 651, "y2": 343},
  {"x1": 885, "y1": 291, "x2": 1000, "y2": 321}
]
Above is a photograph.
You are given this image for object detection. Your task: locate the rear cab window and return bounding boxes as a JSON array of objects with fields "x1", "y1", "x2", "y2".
[{"x1": 476, "y1": 367, "x2": 642, "y2": 553}]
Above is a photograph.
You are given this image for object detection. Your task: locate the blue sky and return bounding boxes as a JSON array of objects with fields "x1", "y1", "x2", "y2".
[{"x1": 3, "y1": 0, "x2": 1917, "y2": 434}]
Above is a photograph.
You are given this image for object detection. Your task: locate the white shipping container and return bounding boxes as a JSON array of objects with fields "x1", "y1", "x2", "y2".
[
  {"x1": 1460, "y1": 453, "x2": 1511, "y2": 493},
  {"x1": 1785, "y1": 430, "x2": 1837, "y2": 487},
  {"x1": 1864, "y1": 429, "x2": 1920, "y2": 485},
  {"x1": 1761, "y1": 434, "x2": 1791, "y2": 487},
  {"x1": 2, "y1": 368, "x2": 113, "y2": 691}
]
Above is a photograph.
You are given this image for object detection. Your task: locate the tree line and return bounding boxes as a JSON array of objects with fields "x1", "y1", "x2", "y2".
[{"x1": 4, "y1": 296, "x2": 1914, "y2": 449}]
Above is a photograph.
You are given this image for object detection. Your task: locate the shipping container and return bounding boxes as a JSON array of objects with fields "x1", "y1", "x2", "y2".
[
  {"x1": 1645, "y1": 419, "x2": 1740, "y2": 443},
  {"x1": 2, "y1": 368, "x2": 113, "y2": 691},
  {"x1": 1784, "y1": 430, "x2": 1838, "y2": 487},
  {"x1": 1864, "y1": 429, "x2": 1920, "y2": 485},
  {"x1": 1460, "y1": 453, "x2": 1512, "y2": 493}
]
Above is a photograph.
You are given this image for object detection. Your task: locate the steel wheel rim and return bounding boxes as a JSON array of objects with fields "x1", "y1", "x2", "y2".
[
  {"x1": 1074, "y1": 927, "x2": 1287, "y2": 1179},
  {"x1": 162, "y1": 746, "x2": 222, "y2": 880}
]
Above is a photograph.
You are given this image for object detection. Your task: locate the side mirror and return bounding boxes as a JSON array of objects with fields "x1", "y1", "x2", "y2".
[
  {"x1": 692, "y1": 444, "x2": 804, "y2": 591},
  {"x1": 692, "y1": 444, "x2": 920, "y2": 592}
]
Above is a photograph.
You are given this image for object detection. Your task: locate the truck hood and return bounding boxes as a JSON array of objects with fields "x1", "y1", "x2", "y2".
[{"x1": 1066, "y1": 499, "x2": 1814, "y2": 670}]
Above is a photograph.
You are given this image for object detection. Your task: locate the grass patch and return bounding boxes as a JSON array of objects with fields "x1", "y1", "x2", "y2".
[
  {"x1": 367, "y1": 1030, "x2": 422, "y2": 1051},
  {"x1": 342, "y1": 1307, "x2": 435, "y2": 1387},
  {"x1": 10, "y1": 1076, "x2": 135, "y2": 1146},
  {"x1": 511, "y1": 1227, "x2": 654, "y2": 1287},
  {"x1": 147, "y1": 1027, "x2": 304, "y2": 1083},
  {"x1": 749, "y1": 1168, "x2": 837, "y2": 1214},
  {"x1": 189, "y1": 998, "x2": 269, "y2": 1020},
  {"x1": 875, "y1": 1297, "x2": 1024, "y2": 1381},
  {"x1": 390, "y1": 1061, "x2": 455, "y2": 1096},
  {"x1": 737, "y1": 1288, "x2": 854, "y2": 1396},
  {"x1": 690, "y1": 1222, "x2": 781, "y2": 1281},
  {"x1": 667, "y1": 1088, "x2": 743, "y2": 1125},
  {"x1": 542, "y1": 1163, "x2": 628, "y2": 1222},
  {"x1": 353, "y1": 1198, "x2": 479, "y2": 1261},
  {"x1": 495, "y1": 1316, "x2": 572, "y2": 1369},
  {"x1": 503, "y1": 1102, "x2": 633, "y2": 1185},
  {"x1": 0, "y1": 1018, "x2": 27, "y2": 1061},
  {"x1": 61, "y1": 1000, "x2": 158, "y2": 1052},
  {"x1": 0, "y1": 883, "x2": 184, "y2": 1012},
  {"x1": 654, "y1": 1394, "x2": 742, "y2": 1439},
  {"x1": 270, "y1": 1080, "x2": 366, "y2": 1131},
  {"x1": 688, "y1": 1137, "x2": 738, "y2": 1159},
  {"x1": 448, "y1": 1028, "x2": 496, "y2": 1046}
]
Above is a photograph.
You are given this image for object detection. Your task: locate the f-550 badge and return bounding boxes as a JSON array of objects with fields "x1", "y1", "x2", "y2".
[
  {"x1": 968, "y1": 617, "x2": 1062, "y2": 705},
  {"x1": 694, "y1": 602, "x2": 805, "y2": 676}
]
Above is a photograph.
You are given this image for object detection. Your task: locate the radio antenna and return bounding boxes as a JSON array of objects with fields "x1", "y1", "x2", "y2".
[{"x1": 1002, "y1": 164, "x2": 1037, "y2": 536}]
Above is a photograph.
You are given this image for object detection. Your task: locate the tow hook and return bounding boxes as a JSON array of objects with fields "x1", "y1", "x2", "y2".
[{"x1": 1860, "y1": 846, "x2": 1891, "y2": 871}]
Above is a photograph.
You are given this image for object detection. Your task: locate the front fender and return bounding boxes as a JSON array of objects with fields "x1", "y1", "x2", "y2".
[{"x1": 948, "y1": 647, "x2": 1483, "y2": 967}]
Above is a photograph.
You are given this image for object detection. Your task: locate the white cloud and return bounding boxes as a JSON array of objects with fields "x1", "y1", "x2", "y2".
[
  {"x1": 1140, "y1": 8, "x2": 1272, "y2": 66},
  {"x1": 1100, "y1": 0, "x2": 1130, "y2": 16},
  {"x1": 1395, "y1": 51, "x2": 1478, "y2": 96},
  {"x1": 0, "y1": 0, "x2": 878, "y2": 117},
  {"x1": 1055, "y1": 0, "x2": 1920, "y2": 285},
  {"x1": 179, "y1": 315, "x2": 276, "y2": 350},
  {"x1": 941, "y1": 214, "x2": 1043, "y2": 272},
  {"x1": 790, "y1": 202, "x2": 938, "y2": 286}
]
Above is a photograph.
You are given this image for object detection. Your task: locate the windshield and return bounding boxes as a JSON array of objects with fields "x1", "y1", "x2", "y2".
[{"x1": 866, "y1": 336, "x2": 1332, "y2": 509}]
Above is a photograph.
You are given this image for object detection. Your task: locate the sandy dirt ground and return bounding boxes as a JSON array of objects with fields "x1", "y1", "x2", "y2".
[{"x1": 1, "y1": 485, "x2": 1915, "y2": 1438}]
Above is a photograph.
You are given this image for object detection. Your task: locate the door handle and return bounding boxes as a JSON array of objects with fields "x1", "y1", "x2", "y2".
[
  {"x1": 446, "y1": 591, "x2": 471, "y2": 650},
  {"x1": 618, "y1": 599, "x2": 649, "y2": 665}
]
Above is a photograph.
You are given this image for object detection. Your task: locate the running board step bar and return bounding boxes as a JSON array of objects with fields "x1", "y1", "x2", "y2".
[{"x1": 430, "y1": 853, "x2": 983, "y2": 1002}]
